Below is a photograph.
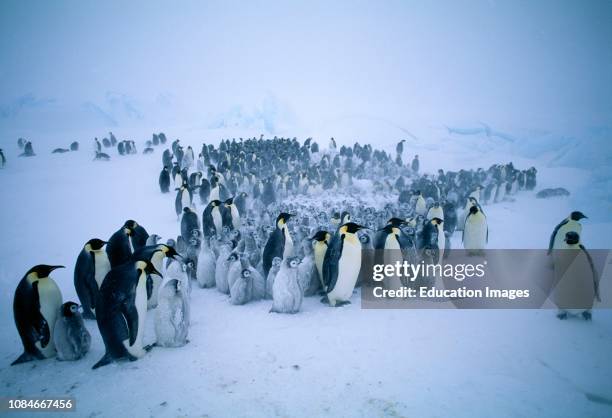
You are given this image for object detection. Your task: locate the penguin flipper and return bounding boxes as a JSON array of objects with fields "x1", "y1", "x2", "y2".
[
  {"x1": 146, "y1": 276, "x2": 153, "y2": 300},
  {"x1": 323, "y1": 235, "x2": 343, "y2": 293},
  {"x1": 120, "y1": 302, "x2": 140, "y2": 346},
  {"x1": 548, "y1": 219, "x2": 568, "y2": 255},
  {"x1": 579, "y1": 244, "x2": 601, "y2": 302},
  {"x1": 92, "y1": 352, "x2": 113, "y2": 369}
]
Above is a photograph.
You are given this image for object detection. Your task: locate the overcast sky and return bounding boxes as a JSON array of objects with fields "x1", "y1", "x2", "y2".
[{"x1": 1, "y1": 0, "x2": 611, "y2": 136}]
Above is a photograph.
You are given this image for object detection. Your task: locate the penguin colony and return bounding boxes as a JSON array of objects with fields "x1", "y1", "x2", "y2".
[{"x1": 9, "y1": 134, "x2": 598, "y2": 369}]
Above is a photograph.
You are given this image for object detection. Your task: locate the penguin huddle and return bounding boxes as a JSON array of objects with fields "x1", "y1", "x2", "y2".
[{"x1": 10, "y1": 134, "x2": 596, "y2": 369}]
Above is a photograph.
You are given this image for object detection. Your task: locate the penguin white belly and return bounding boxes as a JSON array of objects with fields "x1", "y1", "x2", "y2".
[
  {"x1": 415, "y1": 197, "x2": 427, "y2": 216},
  {"x1": 383, "y1": 236, "x2": 402, "y2": 291},
  {"x1": 124, "y1": 277, "x2": 147, "y2": 357},
  {"x1": 174, "y1": 173, "x2": 182, "y2": 185},
  {"x1": 35, "y1": 279, "x2": 62, "y2": 357},
  {"x1": 181, "y1": 189, "x2": 191, "y2": 210},
  {"x1": 553, "y1": 249, "x2": 595, "y2": 310},
  {"x1": 212, "y1": 209, "x2": 222, "y2": 235},
  {"x1": 463, "y1": 215, "x2": 487, "y2": 251},
  {"x1": 210, "y1": 186, "x2": 220, "y2": 201},
  {"x1": 230, "y1": 206, "x2": 241, "y2": 229},
  {"x1": 553, "y1": 221, "x2": 582, "y2": 251},
  {"x1": 283, "y1": 229, "x2": 294, "y2": 259},
  {"x1": 427, "y1": 206, "x2": 444, "y2": 220},
  {"x1": 328, "y1": 241, "x2": 361, "y2": 303},
  {"x1": 93, "y1": 251, "x2": 111, "y2": 288}
]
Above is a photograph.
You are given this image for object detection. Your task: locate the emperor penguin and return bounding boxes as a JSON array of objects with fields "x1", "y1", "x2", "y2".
[
  {"x1": 262, "y1": 213, "x2": 294, "y2": 277},
  {"x1": 311, "y1": 231, "x2": 331, "y2": 290},
  {"x1": 414, "y1": 191, "x2": 427, "y2": 216},
  {"x1": 225, "y1": 252, "x2": 242, "y2": 291},
  {"x1": 298, "y1": 240, "x2": 319, "y2": 297},
  {"x1": 457, "y1": 197, "x2": 479, "y2": 232},
  {"x1": 224, "y1": 197, "x2": 241, "y2": 229},
  {"x1": 159, "y1": 166, "x2": 170, "y2": 193},
  {"x1": 548, "y1": 211, "x2": 587, "y2": 255},
  {"x1": 270, "y1": 257, "x2": 303, "y2": 314},
  {"x1": 0, "y1": 148, "x2": 6, "y2": 168},
  {"x1": 426, "y1": 202, "x2": 444, "y2": 221},
  {"x1": 181, "y1": 207, "x2": 200, "y2": 242},
  {"x1": 74, "y1": 238, "x2": 110, "y2": 319},
  {"x1": 196, "y1": 236, "x2": 217, "y2": 288},
  {"x1": 106, "y1": 220, "x2": 138, "y2": 268},
  {"x1": 323, "y1": 223, "x2": 367, "y2": 307},
  {"x1": 266, "y1": 257, "x2": 282, "y2": 299},
  {"x1": 53, "y1": 302, "x2": 91, "y2": 361},
  {"x1": 215, "y1": 242, "x2": 234, "y2": 294},
  {"x1": 202, "y1": 200, "x2": 223, "y2": 238},
  {"x1": 379, "y1": 223, "x2": 405, "y2": 290},
  {"x1": 131, "y1": 244, "x2": 180, "y2": 310},
  {"x1": 462, "y1": 206, "x2": 488, "y2": 255},
  {"x1": 12, "y1": 265, "x2": 64, "y2": 365},
  {"x1": 175, "y1": 183, "x2": 193, "y2": 218},
  {"x1": 155, "y1": 277, "x2": 190, "y2": 347},
  {"x1": 93, "y1": 260, "x2": 160, "y2": 369},
  {"x1": 553, "y1": 231, "x2": 600, "y2": 320},
  {"x1": 230, "y1": 269, "x2": 253, "y2": 305},
  {"x1": 411, "y1": 155, "x2": 419, "y2": 173}
]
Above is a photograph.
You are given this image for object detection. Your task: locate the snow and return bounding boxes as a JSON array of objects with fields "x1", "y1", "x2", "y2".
[{"x1": 0, "y1": 133, "x2": 611, "y2": 418}]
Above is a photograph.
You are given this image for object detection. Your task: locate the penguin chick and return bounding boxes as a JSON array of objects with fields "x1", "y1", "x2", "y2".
[
  {"x1": 155, "y1": 278, "x2": 190, "y2": 347},
  {"x1": 54, "y1": 302, "x2": 91, "y2": 361},
  {"x1": 270, "y1": 257, "x2": 303, "y2": 314},
  {"x1": 230, "y1": 269, "x2": 253, "y2": 305}
]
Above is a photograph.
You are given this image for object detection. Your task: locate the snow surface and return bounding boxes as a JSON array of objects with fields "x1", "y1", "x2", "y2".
[{"x1": 0, "y1": 135, "x2": 611, "y2": 418}]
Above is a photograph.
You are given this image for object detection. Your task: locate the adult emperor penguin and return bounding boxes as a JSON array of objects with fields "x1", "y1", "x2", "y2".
[
  {"x1": 553, "y1": 231, "x2": 600, "y2": 320},
  {"x1": 426, "y1": 202, "x2": 444, "y2": 221},
  {"x1": 159, "y1": 166, "x2": 170, "y2": 193},
  {"x1": 174, "y1": 183, "x2": 193, "y2": 218},
  {"x1": 74, "y1": 238, "x2": 110, "y2": 319},
  {"x1": 53, "y1": 302, "x2": 91, "y2": 361},
  {"x1": 323, "y1": 223, "x2": 366, "y2": 307},
  {"x1": 155, "y1": 277, "x2": 190, "y2": 347},
  {"x1": 0, "y1": 148, "x2": 5, "y2": 168},
  {"x1": 106, "y1": 220, "x2": 138, "y2": 268},
  {"x1": 262, "y1": 213, "x2": 294, "y2": 277},
  {"x1": 131, "y1": 244, "x2": 180, "y2": 310},
  {"x1": 311, "y1": 230, "x2": 331, "y2": 290},
  {"x1": 202, "y1": 200, "x2": 223, "y2": 237},
  {"x1": 270, "y1": 257, "x2": 303, "y2": 314},
  {"x1": 462, "y1": 206, "x2": 488, "y2": 255},
  {"x1": 548, "y1": 211, "x2": 587, "y2": 255},
  {"x1": 93, "y1": 260, "x2": 160, "y2": 369},
  {"x1": 378, "y1": 223, "x2": 405, "y2": 289},
  {"x1": 12, "y1": 265, "x2": 64, "y2": 365},
  {"x1": 224, "y1": 197, "x2": 241, "y2": 229},
  {"x1": 414, "y1": 191, "x2": 427, "y2": 216}
]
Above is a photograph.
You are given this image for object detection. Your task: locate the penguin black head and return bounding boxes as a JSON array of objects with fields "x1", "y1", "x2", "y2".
[
  {"x1": 288, "y1": 257, "x2": 301, "y2": 268},
  {"x1": 570, "y1": 211, "x2": 587, "y2": 221},
  {"x1": 564, "y1": 231, "x2": 580, "y2": 245},
  {"x1": 225, "y1": 197, "x2": 234, "y2": 205},
  {"x1": 431, "y1": 217, "x2": 444, "y2": 225},
  {"x1": 340, "y1": 222, "x2": 367, "y2": 234},
  {"x1": 386, "y1": 217, "x2": 406, "y2": 227},
  {"x1": 310, "y1": 230, "x2": 330, "y2": 242},
  {"x1": 123, "y1": 220, "x2": 138, "y2": 233},
  {"x1": 227, "y1": 252, "x2": 239, "y2": 262},
  {"x1": 135, "y1": 260, "x2": 161, "y2": 277},
  {"x1": 211, "y1": 200, "x2": 222, "y2": 207},
  {"x1": 162, "y1": 244, "x2": 181, "y2": 260},
  {"x1": 26, "y1": 264, "x2": 65, "y2": 279},
  {"x1": 359, "y1": 233, "x2": 371, "y2": 245},
  {"x1": 86, "y1": 238, "x2": 107, "y2": 251},
  {"x1": 241, "y1": 269, "x2": 251, "y2": 279},
  {"x1": 276, "y1": 213, "x2": 293, "y2": 226},
  {"x1": 469, "y1": 206, "x2": 479, "y2": 215},
  {"x1": 61, "y1": 301, "x2": 80, "y2": 318}
]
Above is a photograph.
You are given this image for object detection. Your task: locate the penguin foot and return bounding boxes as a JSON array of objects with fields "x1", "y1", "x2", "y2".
[
  {"x1": 319, "y1": 296, "x2": 329, "y2": 304},
  {"x1": 11, "y1": 351, "x2": 41, "y2": 366},
  {"x1": 92, "y1": 353, "x2": 113, "y2": 369},
  {"x1": 556, "y1": 312, "x2": 568, "y2": 320},
  {"x1": 144, "y1": 343, "x2": 156, "y2": 352},
  {"x1": 582, "y1": 311, "x2": 592, "y2": 321},
  {"x1": 334, "y1": 300, "x2": 351, "y2": 307}
]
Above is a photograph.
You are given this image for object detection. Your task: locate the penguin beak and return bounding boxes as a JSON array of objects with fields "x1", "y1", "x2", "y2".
[{"x1": 50, "y1": 265, "x2": 65, "y2": 272}]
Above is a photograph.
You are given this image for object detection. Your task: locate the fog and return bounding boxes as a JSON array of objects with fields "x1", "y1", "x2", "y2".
[{"x1": 1, "y1": 0, "x2": 611, "y2": 138}]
